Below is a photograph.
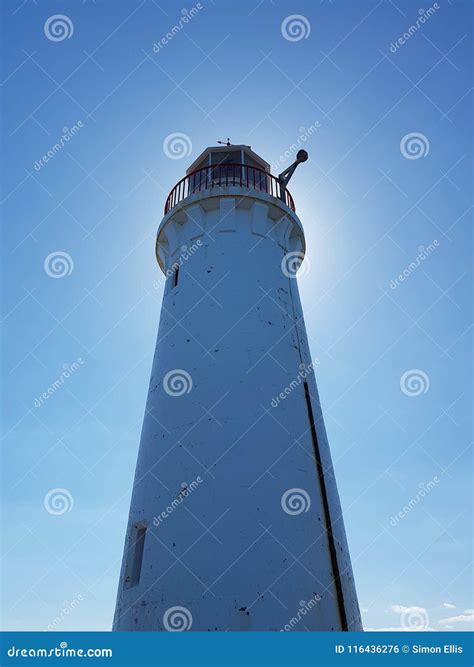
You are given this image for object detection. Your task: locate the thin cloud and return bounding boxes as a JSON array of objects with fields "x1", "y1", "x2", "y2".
[
  {"x1": 438, "y1": 610, "x2": 474, "y2": 626},
  {"x1": 370, "y1": 605, "x2": 433, "y2": 632},
  {"x1": 442, "y1": 602, "x2": 456, "y2": 609},
  {"x1": 366, "y1": 626, "x2": 403, "y2": 632},
  {"x1": 367, "y1": 626, "x2": 434, "y2": 632},
  {"x1": 390, "y1": 605, "x2": 426, "y2": 614}
]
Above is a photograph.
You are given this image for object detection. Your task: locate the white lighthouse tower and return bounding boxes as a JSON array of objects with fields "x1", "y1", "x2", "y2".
[{"x1": 113, "y1": 145, "x2": 362, "y2": 632}]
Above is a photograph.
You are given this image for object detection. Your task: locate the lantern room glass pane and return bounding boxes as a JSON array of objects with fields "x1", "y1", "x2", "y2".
[
  {"x1": 210, "y1": 151, "x2": 241, "y2": 185},
  {"x1": 189, "y1": 156, "x2": 209, "y2": 194}
]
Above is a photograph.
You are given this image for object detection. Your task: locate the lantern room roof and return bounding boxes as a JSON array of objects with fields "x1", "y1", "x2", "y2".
[{"x1": 186, "y1": 145, "x2": 271, "y2": 175}]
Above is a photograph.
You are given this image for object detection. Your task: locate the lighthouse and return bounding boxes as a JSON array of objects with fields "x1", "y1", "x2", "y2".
[{"x1": 113, "y1": 144, "x2": 362, "y2": 631}]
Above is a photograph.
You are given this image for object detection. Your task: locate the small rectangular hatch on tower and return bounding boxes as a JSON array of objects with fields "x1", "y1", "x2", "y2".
[{"x1": 124, "y1": 523, "x2": 147, "y2": 588}]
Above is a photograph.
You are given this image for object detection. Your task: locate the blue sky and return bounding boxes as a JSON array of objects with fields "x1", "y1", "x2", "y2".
[{"x1": 1, "y1": 0, "x2": 472, "y2": 632}]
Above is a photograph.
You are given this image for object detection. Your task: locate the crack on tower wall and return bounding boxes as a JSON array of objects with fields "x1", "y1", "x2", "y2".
[
  {"x1": 302, "y1": 380, "x2": 348, "y2": 632},
  {"x1": 286, "y1": 271, "x2": 349, "y2": 632}
]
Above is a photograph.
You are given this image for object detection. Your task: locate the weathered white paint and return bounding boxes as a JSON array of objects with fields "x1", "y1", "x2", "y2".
[{"x1": 113, "y1": 160, "x2": 362, "y2": 632}]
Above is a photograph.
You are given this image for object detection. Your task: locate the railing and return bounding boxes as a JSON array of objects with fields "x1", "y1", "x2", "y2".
[{"x1": 164, "y1": 164, "x2": 295, "y2": 214}]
